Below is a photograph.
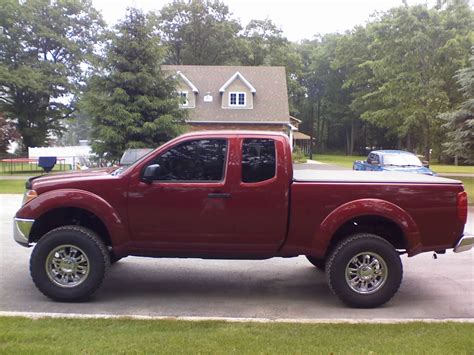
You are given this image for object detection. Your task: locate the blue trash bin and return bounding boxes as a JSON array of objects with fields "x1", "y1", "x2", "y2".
[{"x1": 38, "y1": 156, "x2": 57, "y2": 173}]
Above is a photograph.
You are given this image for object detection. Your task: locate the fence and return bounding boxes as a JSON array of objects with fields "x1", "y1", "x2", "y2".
[{"x1": 0, "y1": 157, "x2": 69, "y2": 175}]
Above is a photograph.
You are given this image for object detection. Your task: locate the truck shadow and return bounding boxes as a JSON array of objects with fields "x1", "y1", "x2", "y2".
[{"x1": 98, "y1": 258, "x2": 337, "y2": 307}]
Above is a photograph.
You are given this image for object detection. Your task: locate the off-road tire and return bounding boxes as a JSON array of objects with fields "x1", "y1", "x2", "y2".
[
  {"x1": 326, "y1": 233, "x2": 403, "y2": 308},
  {"x1": 30, "y1": 226, "x2": 110, "y2": 302}
]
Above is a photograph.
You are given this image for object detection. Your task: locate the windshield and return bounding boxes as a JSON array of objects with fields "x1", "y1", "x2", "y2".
[{"x1": 382, "y1": 153, "x2": 422, "y2": 167}]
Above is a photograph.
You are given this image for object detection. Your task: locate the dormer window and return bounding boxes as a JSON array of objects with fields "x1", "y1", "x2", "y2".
[
  {"x1": 220, "y1": 72, "x2": 255, "y2": 109},
  {"x1": 179, "y1": 91, "x2": 189, "y2": 107},
  {"x1": 229, "y1": 92, "x2": 246, "y2": 107}
]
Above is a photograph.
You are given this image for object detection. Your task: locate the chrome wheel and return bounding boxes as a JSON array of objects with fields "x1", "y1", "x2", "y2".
[
  {"x1": 45, "y1": 244, "x2": 90, "y2": 288},
  {"x1": 345, "y1": 252, "x2": 387, "y2": 294}
]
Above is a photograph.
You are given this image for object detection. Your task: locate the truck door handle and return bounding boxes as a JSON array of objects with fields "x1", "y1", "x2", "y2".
[{"x1": 208, "y1": 193, "x2": 231, "y2": 199}]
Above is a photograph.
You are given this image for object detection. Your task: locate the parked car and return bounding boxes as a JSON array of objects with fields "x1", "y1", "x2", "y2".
[
  {"x1": 353, "y1": 150, "x2": 436, "y2": 175},
  {"x1": 13, "y1": 131, "x2": 471, "y2": 308}
]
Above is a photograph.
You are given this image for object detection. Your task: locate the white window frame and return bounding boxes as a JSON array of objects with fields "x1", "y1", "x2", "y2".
[
  {"x1": 229, "y1": 92, "x2": 246, "y2": 107},
  {"x1": 178, "y1": 91, "x2": 189, "y2": 107}
]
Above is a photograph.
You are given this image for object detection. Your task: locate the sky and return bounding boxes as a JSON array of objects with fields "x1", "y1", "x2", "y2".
[{"x1": 92, "y1": 0, "x2": 437, "y2": 42}]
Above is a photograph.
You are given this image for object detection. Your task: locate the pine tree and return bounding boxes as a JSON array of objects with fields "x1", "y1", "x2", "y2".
[{"x1": 82, "y1": 8, "x2": 185, "y2": 161}]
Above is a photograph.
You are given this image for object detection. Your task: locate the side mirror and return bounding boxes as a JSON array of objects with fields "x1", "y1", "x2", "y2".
[
  {"x1": 422, "y1": 160, "x2": 430, "y2": 168},
  {"x1": 142, "y1": 164, "x2": 161, "y2": 183}
]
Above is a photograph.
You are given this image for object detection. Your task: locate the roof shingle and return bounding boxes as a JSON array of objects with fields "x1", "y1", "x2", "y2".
[{"x1": 162, "y1": 65, "x2": 290, "y2": 124}]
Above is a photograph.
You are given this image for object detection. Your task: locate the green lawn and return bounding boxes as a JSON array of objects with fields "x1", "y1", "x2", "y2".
[
  {"x1": 0, "y1": 317, "x2": 472, "y2": 354},
  {"x1": 0, "y1": 179, "x2": 26, "y2": 194},
  {"x1": 430, "y1": 164, "x2": 474, "y2": 174},
  {"x1": 312, "y1": 153, "x2": 364, "y2": 168}
]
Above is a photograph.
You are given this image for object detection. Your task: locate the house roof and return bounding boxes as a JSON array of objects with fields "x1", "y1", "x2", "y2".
[
  {"x1": 294, "y1": 131, "x2": 311, "y2": 140},
  {"x1": 162, "y1": 65, "x2": 290, "y2": 124},
  {"x1": 176, "y1": 71, "x2": 199, "y2": 93}
]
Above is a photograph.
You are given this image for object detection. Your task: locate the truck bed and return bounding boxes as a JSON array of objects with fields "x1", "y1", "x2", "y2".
[{"x1": 293, "y1": 169, "x2": 460, "y2": 184}]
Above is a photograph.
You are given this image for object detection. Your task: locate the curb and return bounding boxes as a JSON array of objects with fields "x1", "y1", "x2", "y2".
[{"x1": 1, "y1": 311, "x2": 473, "y2": 324}]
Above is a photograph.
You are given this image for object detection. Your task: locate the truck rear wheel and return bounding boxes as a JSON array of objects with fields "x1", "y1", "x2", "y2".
[
  {"x1": 326, "y1": 233, "x2": 403, "y2": 308},
  {"x1": 30, "y1": 226, "x2": 110, "y2": 302}
]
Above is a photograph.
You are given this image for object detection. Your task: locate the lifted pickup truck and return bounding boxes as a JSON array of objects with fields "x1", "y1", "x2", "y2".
[{"x1": 14, "y1": 131, "x2": 473, "y2": 308}]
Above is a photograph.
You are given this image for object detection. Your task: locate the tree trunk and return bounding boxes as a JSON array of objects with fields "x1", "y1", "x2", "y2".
[
  {"x1": 350, "y1": 119, "x2": 355, "y2": 155},
  {"x1": 316, "y1": 97, "x2": 322, "y2": 151},
  {"x1": 320, "y1": 115, "x2": 326, "y2": 151},
  {"x1": 346, "y1": 119, "x2": 355, "y2": 156},
  {"x1": 345, "y1": 130, "x2": 349, "y2": 155}
]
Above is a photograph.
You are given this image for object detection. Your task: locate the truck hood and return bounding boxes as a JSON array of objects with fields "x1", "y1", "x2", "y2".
[
  {"x1": 293, "y1": 169, "x2": 460, "y2": 184},
  {"x1": 28, "y1": 167, "x2": 117, "y2": 190}
]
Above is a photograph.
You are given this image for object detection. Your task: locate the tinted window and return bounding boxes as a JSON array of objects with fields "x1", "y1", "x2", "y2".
[
  {"x1": 241, "y1": 138, "x2": 276, "y2": 183},
  {"x1": 153, "y1": 139, "x2": 227, "y2": 181}
]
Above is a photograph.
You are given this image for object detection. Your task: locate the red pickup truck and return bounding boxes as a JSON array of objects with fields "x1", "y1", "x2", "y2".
[{"x1": 14, "y1": 131, "x2": 472, "y2": 308}]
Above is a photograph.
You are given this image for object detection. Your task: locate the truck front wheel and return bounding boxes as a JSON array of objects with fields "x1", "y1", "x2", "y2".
[
  {"x1": 326, "y1": 233, "x2": 403, "y2": 308},
  {"x1": 30, "y1": 226, "x2": 110, "y2": 302}
]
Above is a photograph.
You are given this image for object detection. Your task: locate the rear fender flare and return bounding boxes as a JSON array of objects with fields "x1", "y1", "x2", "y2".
[{"x1": 312, "y1": 198, "x2": 421, "y2": 257}]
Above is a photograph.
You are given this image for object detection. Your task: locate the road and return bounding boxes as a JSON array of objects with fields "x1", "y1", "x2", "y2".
[{"x1": 1, "y1": 194, "x2": 473, "y2": 320}]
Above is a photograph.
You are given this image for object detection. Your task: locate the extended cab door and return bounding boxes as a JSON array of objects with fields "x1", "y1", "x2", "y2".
[{"x1": 222, "y1": 136, "x2": 291, "y2": 252}]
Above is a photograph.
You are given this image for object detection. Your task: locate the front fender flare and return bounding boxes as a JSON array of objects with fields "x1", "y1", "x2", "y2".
[
  {"x1": 16, "y1": 189, "x2": 128, "y2": 248},
  {"x1": 312, "y1": 198, "x2": 421, "y2": 257}
]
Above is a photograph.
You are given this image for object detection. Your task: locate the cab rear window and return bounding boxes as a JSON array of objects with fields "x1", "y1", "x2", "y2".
[{"x1": 241, "y1": 138, "x2": 276, "y2": 183}]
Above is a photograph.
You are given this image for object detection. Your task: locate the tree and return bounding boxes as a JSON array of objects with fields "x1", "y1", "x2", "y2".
[
  {"x1": 440, "y1": 51, "x2": 474, "y2": 163},
  {"x1": 347, "y1": 4, "x2": 473, "y2": 158},
  {"x1": 238, "y1": 19, "x2": 304, "y2": 117},
  {"x1": 0, "y1": 0, "x2": 104, "y2": 150},
  {"x1": 295, "y1": 34, "x2": 363, "y2": 155},
  {"x1": 158, "y1": 0, "x2": 241, "y2": 65},
  {"x1": 81, "y1": 8, "x2": 185, "y2": 162},
  {"x1": 238, "y1": 19, "x2": 287, "y2": 66}
]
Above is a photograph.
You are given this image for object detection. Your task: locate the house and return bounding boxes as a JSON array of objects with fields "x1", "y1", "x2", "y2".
[{"x1": 162, "y1": 65, "x2": 301, "y2": 146}]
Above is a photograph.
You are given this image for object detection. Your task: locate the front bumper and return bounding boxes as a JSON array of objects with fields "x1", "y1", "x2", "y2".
[
  {"x1": 453, "y1": 234, "x2": 474, "y2": 253},
  {"x1": 13, "y1": 217, "x2": 34, "y2": 247}
]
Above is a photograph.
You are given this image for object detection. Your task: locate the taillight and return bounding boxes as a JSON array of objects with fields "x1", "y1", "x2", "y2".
[{"x1": 457, "y1": 191, "x2": 468, "y2": 224}]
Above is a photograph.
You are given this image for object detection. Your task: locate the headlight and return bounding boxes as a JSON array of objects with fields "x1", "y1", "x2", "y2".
[{"x1": 22, "y1": 190, "x2": 38, "y2": 205}]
